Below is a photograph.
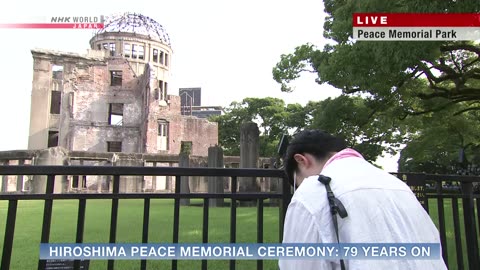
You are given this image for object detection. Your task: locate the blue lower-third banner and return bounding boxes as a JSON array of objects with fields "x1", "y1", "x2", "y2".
[{"x1": 39, "y1": 243, "x2": 441, "y2": 260}]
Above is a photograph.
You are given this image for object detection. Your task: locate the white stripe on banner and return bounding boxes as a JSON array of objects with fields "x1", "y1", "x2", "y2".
[{"x1": 0, "y1": 16, "x2": 49, "y2": 24}]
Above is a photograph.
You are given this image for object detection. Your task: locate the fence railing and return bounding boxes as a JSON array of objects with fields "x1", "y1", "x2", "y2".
[
  {"x1": 424, "y1": 173, "x2": 480, "y2": 270},
  {"x1": 1, "y1": 167, "x2": 480, "y2": 270},
  {"x1": 0, "y1": 165, "x2": 290, "y2": 270},
  {"x1": 392, "y1": 172, "x2": 480, "y2": 270}
]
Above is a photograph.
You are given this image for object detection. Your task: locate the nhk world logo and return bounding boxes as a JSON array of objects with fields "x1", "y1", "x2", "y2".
[
  {"x1": 50, "y1": 16, "x2": 104, "y2": 23},
  {"x1": 0, "y1": 15, "x2": 105, "y2": 29},
  {"x1": 48, "y1": 15, "x2": 104, "y2": 28}
]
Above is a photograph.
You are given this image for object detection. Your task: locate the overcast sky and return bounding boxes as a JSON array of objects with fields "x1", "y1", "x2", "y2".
[{"x1": 0, "y1": 0, "x2": 398, "y2": 170}]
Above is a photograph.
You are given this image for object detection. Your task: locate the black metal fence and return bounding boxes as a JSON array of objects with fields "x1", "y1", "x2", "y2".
[
  {"x1": 422, "y1": 173, "x2": 480, "y2": 270},
  {"x1": 1, "y1": 167, "x2": 480, "y2": 270},
  {"x1": 0, "y1": 165, "x2": 290, "y2": 270},
  {"x1": 391, "y1": 172, "x2": 480, "y2": 270}
]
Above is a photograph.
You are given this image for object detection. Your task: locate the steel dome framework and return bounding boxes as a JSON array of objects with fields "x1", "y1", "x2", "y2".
[{"x1": 96, "y1": 13, "x2": 171, "y2": 46}]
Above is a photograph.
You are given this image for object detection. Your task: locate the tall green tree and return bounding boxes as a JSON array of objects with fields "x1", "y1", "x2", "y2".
[
  {"x1": 272, "y1": 1, "x2": 480, "y2": 116},
  {"x1": 399, "y1": 105, "x2": 480, "y2": 174},
  {"x1": 210, "y1": 97, "x2": 306, "y2": 157},
  {"x1": 304, "y1": 95, "x2": 409, "y2": 162},
  {"x1": 209, "y1": 101, "x2": 248, "y2": 156},
  {"x1": 211, "y1": 95, "x2": 408, "y2": 162}
]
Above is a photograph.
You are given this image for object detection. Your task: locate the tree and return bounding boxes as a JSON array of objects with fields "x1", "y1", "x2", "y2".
[
  {"x1": 209, "y1": 102, "x2": 248, "y2": 156},
  {"x1": 210, "y1": 97, "x2": 305, "y2": 157},
  {"x1": 212, "y1": 95, "x2": 409, "y2": 163},
  {"x1": 272, "y1": 1, "x2": 480, "y2": 116},
  {"x1": 399, "y1": 105, "x2": 480, "y2": 174},
  {"x1": 304, "y1": 95, "x2": 409, "y2": 162}
]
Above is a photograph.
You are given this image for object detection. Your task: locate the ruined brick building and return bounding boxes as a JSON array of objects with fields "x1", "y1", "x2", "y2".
[
  {"x1": 2, "y1": 13, "x2": 278, "y2": 194},
  {"x1": 27, "y1": 13, "x2": 218, "y2": 156}
]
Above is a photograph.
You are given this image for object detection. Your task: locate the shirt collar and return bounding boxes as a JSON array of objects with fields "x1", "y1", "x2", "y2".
[{"x1": 323, "y1": 148, "x2": 364, "y2": 170}]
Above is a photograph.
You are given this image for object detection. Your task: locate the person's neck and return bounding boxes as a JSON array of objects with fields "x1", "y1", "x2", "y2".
[
  {"x1": 318, "y1": 152, "x2": 338, "y2": 173},
  {"x1": 295, "y1": 152, "x2": 339, "y2": 188},
  {"x1": 297, "y1": 156, "x2": 332, "y2": 186}
]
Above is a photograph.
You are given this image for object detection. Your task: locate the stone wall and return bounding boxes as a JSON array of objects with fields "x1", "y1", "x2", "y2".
[
  {"x1": 144, "y1": 94, "x2": 218, "y2": 156},
  {"x1": 29, "y1": 50, "x2": 107, "y2": 150},
  {"x1": 0, "y1": 149, "x2": 276, "y2": 194}
]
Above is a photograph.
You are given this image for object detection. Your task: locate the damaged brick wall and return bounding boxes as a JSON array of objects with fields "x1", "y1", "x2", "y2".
[
  {"x1": 28, "y1": 56, "x2": 54, "y2": 150},
  {"x1": 139, "y1": 63, "x2": 155, "y2": 153},
  {"x1": 30, "y1": 44, "x2": 218, "y2": 156},
  {"x1": 70, "y1": 57, "x2": 144, "y2": 152},
  {"x1": 145, "y1": 94, "x2": 218, "y2": 156},
  {"x1": 180, "y1": 117, "x2": 218, "y2": 156}
]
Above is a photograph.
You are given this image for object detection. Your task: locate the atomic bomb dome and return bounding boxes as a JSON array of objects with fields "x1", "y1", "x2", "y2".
[
  {"x1": 28, "y1": 12, "x2": 218, "y2": 164},
  {"x1": 95, "y1": 13, "x2": 171, "y2": 45},
  {"x1": 89, "y1": 12, "x2": 173, "y2": 79}
]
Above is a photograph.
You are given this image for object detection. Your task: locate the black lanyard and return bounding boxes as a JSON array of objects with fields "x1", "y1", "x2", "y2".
[{"x1": 318, "y1": 175, "x2": 348, "y2": 270}]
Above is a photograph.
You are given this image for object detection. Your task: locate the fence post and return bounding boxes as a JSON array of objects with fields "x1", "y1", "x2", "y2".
[
  {"x1": 208, "y1": 146, "x2": 224, "y2": 207},
  {"x1": 32, "y1": 148, "x2": 69, "y2": 194},
  {"x1": 461, "y1": 181, "x2": 480, "y2": 270},
  {"x1": 279, "y1": 175, "x2": 291, "y2": 242},
  {"x1": 239, "y1": 122, "x2": 260, "y2": 193},
  {"x1": 435, "y1": 178, "x2": 448, "y2": 265},
  {"x1": 16, "y1": 159, "x2": 25, "y2": 192},
  {"x1": 1, "y1": 160, "x2": 8, "y2": 192},
  {"x1": 115, "y1": 155, "x2": 143, "y2": 193},
  {"x1": 179, "y1": 153, "x2": 190, "y2": 206}
]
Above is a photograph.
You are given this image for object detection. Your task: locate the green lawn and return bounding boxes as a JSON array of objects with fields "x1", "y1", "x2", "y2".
[
  {"x1": 426, "y1": 198, "x2": 479, "y2": 270},
  {"x1": 0, "y1": 198, "x2": 477, "y2": 270},
  {"x1": 0, "y1": 199, "x2": 281, "y2": 270}
]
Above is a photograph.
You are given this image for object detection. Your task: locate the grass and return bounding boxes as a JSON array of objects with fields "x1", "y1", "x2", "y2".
[
  {"x1": 0, "y1": 198, "x2": 478, "y2": 270},
  {"x1": 427, "y1": 198, "x2": 479, "y2": 270},
  {"x1": 0, "y1": 199, "x2": 281, "y2": 270}
]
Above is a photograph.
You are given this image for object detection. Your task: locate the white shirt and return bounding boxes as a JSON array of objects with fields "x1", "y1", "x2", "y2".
[{"x1": 279, "y1": 155, "x2": 448, "y2": 270}]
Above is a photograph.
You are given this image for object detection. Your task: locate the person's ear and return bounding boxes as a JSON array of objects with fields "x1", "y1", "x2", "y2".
[{"x1": 294, "y1": 154, "x2": 307, "y2": 168}]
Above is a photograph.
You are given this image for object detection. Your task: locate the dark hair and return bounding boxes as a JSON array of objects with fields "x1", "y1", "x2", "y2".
[{"x1": 284, "y1": 130, "x2": 347, "y2": 185}]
